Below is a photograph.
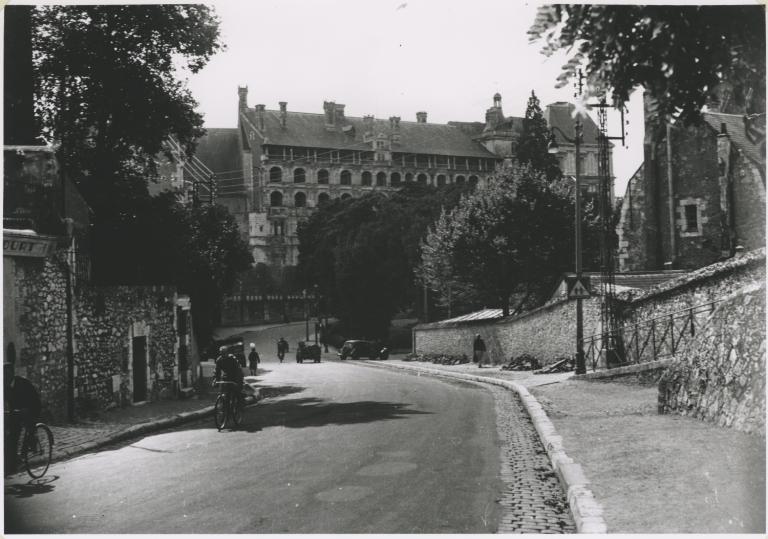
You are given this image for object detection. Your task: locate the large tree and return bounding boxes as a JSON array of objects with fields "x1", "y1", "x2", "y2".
[
  {"x1": 516, "y1": 90, "x2": 561, "y2": 181},
  {"x1": 528, "y1": 4, "x2": 766, "y2": 124},
  {"x1": 420, "y1": 165, "x2": 601, "y2": 316}
]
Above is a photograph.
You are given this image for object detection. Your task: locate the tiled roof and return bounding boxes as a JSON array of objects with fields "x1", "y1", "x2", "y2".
[
  {"x1": 245, "y1": 109, "x2": 497, "y2": 158},
  {"x1": 193, "y1": 128, "x2": 242, "y2": 174},
  {"x1": 545, "y1": 102, "x2": 601, "y2": 146},
  {"x1": 703, "y1": 111, "x2": 766, "y2": 169}
]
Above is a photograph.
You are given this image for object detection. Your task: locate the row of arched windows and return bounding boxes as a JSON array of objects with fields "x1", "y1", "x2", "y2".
[
  {"x1": 270, "y1": 191, "x2": 349, "y2": 207},
  {"x1": 268, "y1": 166, "x2": 479, "y2": 187}
]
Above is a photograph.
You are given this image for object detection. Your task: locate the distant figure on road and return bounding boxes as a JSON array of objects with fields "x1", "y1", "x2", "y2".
[
  {"x1": 277, "y1": 337, "x2": 289, "y2": 363},
  {"x1": 248, "y1": 343, "x2": 260, "y2": 375},
  {"x1": 473, "y1": 334, "x2": 487, "y2": 368}
]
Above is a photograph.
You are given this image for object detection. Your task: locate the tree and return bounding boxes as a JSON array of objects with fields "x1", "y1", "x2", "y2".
[
  {"x1": 516, "y1": 90, "x2": 561, "y2": 181},
  {"x1": 420, "y1": 165, "x2": 601, "y2": 316},
  {"x1": 528, "y1": 5, "x2": 766, "y2": 124}
]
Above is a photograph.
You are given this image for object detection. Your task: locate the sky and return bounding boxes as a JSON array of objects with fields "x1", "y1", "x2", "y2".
[{"x1": 184, "y1": 0, "x2": 645, "y2": 195}]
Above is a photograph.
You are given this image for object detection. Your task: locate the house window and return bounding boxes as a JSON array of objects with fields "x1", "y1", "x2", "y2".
[
  {"x1": 455, "y1": 175, "x2": 466, "y2": 184},
  {"x1": 294, "y1": 191, "x2": 307, "y2": 207},
  {"x1": 318, "y1": 192, "x2": 330, "y2": 205},
  {"x1": 362, "y1": 171, "x2": 372, "y2": 186},
  {"x1": 317, "y1": 169, "x2": 329, "y2": 184},
  {"x1": 390, "y1": 172, "x2": 401, "y2": 186},
  {"x1": 684, "y1": 204, "x2": 698, "y2": 232},
  {"x1": 340, "y1": 170, "x2": 351, "y2": 185},
  {"x1": 293, "y1": 168, "x2": 306, "y2": 183},
  {"x1": 436, "y1": 174, "x2": 446, "y2": 186},
  {"x1": 417, "y1": 173, "x2": 427, "y2": 184},
  {"x1": 269, "y1": 167, "x2": 282, "y2": 182},
  {"x1": 376, "y1": 172, "x2": 387, "y2": 186},
  {"x1": 405, "y1": 172, "x2": 413, "y2": 182},
  {"x1": 270, "y1": 191, "x2": 283, "y2": 207}
]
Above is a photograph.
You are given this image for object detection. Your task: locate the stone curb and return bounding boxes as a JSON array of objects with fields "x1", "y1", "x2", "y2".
[{"x1": 358, "y1": 360, "x2": 608, "y2": 534}]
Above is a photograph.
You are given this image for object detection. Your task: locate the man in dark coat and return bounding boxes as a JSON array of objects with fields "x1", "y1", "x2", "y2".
[
  {"x1": 4, "y1": 361, "x2": 42, "y2": 473},
  {"x1": 473, "y1": 334, "x2": 487, "y2": 368}
]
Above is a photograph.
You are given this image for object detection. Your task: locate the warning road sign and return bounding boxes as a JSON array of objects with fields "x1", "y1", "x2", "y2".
[{"x1": 565, "y1": 276, "x2": 591, "y2": 299}]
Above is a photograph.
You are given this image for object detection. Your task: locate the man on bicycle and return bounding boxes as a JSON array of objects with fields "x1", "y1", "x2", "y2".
[
  {"x1": 4, "y1": 360, "x2": 42, "y2": 474},
  {"x1": 213, "y1": 351, "x2": 244, "y2": 407}
]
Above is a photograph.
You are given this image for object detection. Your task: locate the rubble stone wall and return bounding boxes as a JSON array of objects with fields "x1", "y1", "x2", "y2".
[
  {"x1": 8, "y1": 253, "x2": 179, "y2": 421},
  {"x1": 658, "y1": 286, "x2": 765, "y2": 435}
]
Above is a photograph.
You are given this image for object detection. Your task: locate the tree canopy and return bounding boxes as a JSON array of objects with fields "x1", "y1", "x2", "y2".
[
  {"x1": 516, "y1": 90, "x2": 561, "y2": 181},
  {"x1": 528, "y1": 4, "x2": 766, "y2": 124}
]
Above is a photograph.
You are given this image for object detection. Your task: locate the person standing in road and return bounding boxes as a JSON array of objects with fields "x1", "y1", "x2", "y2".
[
  {"x1": 277, "y1": 337, "x2": 289, "y2": 363},
  {"x1": 248, "y1": 343, "x2": 260, "y2": 375},
  {"x1": 473, "y1": 334, "x2": 487, "y2": 368}
]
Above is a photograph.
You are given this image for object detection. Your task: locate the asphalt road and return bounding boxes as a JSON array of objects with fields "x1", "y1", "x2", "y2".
[{"x1": 5, "y1": 360, "x2": 502, "y2": 533}]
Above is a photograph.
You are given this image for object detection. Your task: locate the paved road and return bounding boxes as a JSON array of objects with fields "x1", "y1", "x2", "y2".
[{"x1": 5, "y1": 360, "x2": 503, "y2": 533}]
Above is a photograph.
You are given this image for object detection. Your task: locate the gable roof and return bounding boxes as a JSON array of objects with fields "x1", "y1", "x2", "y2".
[
  {"x1": 244, "y1": 109, "x2": 497, "y2": 159},
  {"x1": 703, "y1": 111, "x2": 766, "y2": 170}
]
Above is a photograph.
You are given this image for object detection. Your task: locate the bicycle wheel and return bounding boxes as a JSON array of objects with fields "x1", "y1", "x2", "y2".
[
  {"x1": 23, "y1": 423, "x2": 53, "y2": 479},
  {"x1": 232, "y1": 397, "x2": 243, "y2": 427},
  {"x1": 214, "y1": 394, "x2": 228, "y2": 431}
]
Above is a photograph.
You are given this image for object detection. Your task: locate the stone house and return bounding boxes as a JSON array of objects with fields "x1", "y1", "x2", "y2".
[
  {"x1": 617, "y1": 96, "x2": 765, "y2": 272},
  {"x1": 193, "y1": 88, "x2": 608, "y2": 272}
]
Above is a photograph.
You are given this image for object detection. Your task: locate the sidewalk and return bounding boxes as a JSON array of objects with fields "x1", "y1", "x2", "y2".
[{"x1": 364, "y1": 356, "x2": 766, "y2": 534}]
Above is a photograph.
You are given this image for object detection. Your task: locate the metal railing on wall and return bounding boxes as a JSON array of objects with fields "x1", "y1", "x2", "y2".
[{"x1": 584, "y1": 300, "x2": 720, "y2": 371}]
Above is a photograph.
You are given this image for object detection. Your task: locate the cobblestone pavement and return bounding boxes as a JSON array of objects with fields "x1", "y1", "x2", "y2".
[{"x1": 484, "y1": 383, "x2": 576, "y2": 534}]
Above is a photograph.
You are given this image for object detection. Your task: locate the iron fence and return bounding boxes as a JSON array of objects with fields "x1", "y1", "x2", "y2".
[{"x1": 584, "y1": 300, "x2": 720, "y2": 371}]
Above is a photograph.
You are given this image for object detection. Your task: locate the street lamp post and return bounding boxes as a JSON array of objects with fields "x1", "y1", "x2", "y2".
[
  {"x1": 548, "y1": 121, "x2": 587, "y2": 375},
  {"x1": 302, "y1": 289, "x2": 309, "y2": 342}
]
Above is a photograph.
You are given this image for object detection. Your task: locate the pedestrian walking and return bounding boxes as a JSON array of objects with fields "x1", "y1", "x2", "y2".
[
  {"x1": 248, "y1": 343, "x2": 260, "y2": 375},
  {"x1": 473, "y1": 334, "x2": 487, "y2": 368},
  {"x1": 277, "y1": 337, "x2": 289, "y2": 363}
]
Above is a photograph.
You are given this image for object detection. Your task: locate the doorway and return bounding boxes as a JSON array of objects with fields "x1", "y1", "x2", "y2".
[{"x1": 132, "y1": 336, "x2": 148, "y2": 402}]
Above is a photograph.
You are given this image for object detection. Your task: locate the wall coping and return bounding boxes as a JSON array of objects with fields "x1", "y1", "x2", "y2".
[
  {"x1": 572, "y1": 358, "x2": 675, "y2": 381},
  {"x1": 617, "y1": 248, "x2": 765, "y2": 305}
]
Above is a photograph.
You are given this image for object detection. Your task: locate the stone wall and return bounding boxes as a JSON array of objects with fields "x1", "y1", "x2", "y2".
[
  {"x1": 658, "y1": 286, "x2": 765, "y2": 435},
  {"x1": 414, "y1": 297, "x2": 602, "y2": 366},
  {"x1": 7, "y1": 252, "x2": 183, "y2": 422}
]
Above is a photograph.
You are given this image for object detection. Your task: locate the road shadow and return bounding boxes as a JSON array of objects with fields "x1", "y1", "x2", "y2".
[
  {"x1": 4, "y1": 474, "x2": 59, "y2": 498},
  {"x1": 234, "y1": 397, "x2": 431, "y2": 432}
]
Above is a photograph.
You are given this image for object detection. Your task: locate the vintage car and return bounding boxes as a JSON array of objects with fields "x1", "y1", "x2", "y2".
[
  {"x1": 337, "y1": 340, "x2": 388, "y2": 360},
  {"x1": 296, "y1": 341, "x2": 322, "y2": 363}
]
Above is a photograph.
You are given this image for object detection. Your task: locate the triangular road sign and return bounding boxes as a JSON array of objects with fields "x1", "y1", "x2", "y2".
[{"x1": 569, "y1": 279, "x2": 590, "y2": 299}]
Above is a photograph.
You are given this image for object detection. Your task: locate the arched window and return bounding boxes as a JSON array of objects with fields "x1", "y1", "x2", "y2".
[
  {"x1": 376, "y1": 172, "x2": 387, "y2": 186},
  {"x1": 269, "y1": 167, "x2": 283, "y2": 182},
  {"x1": 361, "y1": 171, "x2": 372, "y2": 186},
  {"x1": 469, "y1": 175, "x2": 479, "y2": 187},
  {"x1": 317, "y1": 169, "x2": 329, "y2": 184},
  {"x1": 417, "y1": 173, "x2": 427, "y2": 184},
  {"x1": 455, "y1": 175, "x2": 466, "y2": 184},
  {"x1": 293, "y1": 168, "x2": 306, "y2": 183},
  {"x1": 340, "y1": 170, "x2": 351, "y2": 185},
  {"x1": 390, "y1": 172, "x2": 401, "y2": 186},
  {"x1": 294, "y1": 191, "x2": 307, "y2": 207},
  {"x1": 405, "y1": 172, "x2": 413, "y2": 183},
  {"x1": 318, "y1": 192, "x2": 330, "y2": 205},
  {"x1": 270, "y1": 191, "x2": 283, "y2": 206},
  {"x1": 436, "y1": 174, "x2": 446, "y2": 187},
  {"x1": 341, "y1": 193, "x2": 351, "y2": 200}
]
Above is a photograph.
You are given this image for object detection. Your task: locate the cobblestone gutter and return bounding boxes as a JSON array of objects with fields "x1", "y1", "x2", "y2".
[{"x1": 358, "y1": 361, "x2": 608, "y2": 533}]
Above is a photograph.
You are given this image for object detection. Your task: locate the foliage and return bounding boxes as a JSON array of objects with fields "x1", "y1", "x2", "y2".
[
  {"x1": 297, "y1": 183, "x2": 471, "y2": 338},
  {"x1": 516, "y1": 91, "x2": 561, "y2": 181},
  {"x1": 419, "y1": 165, "x2": 601, "y2": 316},
  {"x1": 528, "y1": 4, "x2": 766, "y2": 124}
]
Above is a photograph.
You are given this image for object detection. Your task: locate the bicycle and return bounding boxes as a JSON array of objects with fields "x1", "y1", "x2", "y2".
[
  {"x1": 213, "y1": 381, "x2": 244, "y2": 431},
  {"x1": 5, "y1": 411, "x2": 53, "y2": 479}
]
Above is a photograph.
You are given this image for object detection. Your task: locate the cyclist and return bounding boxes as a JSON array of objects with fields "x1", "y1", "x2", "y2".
[
  {"x1": 4, "y1": 360, "x2": 42, "y2": 474},
  {"x1": 213, "y1": 351, "x2": 245, "y2": 408}
]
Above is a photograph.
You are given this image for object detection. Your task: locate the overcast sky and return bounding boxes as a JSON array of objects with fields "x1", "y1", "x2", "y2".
[{"x1": 185, "y1": 0, "x2": 645, "y2": 194}]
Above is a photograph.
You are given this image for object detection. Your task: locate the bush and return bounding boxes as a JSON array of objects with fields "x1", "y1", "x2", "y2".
[{"x1": 403, "y1": 353, "x2": 469, "y2": 365}]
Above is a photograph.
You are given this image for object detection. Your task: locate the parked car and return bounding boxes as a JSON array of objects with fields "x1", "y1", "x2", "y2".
[
  {"x1": 338, "y1": 340, "x2": 388, "y2": 360},
  {"x1": 296, "y1": 341, "x2": 322, "y2": 363}
]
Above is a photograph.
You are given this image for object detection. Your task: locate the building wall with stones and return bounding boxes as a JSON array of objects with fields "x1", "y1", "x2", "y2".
[
  {"x1": 658, "y1": 285, "x2": 765, "y2": 435},
  {"x1": 6, "y1": 249, "x2": 187, "y2": 422}
]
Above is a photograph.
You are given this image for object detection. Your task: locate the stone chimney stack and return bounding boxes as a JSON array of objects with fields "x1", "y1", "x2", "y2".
[
  {"x1": 279, "y1": 101, "x2": 287, "y2": 128},
  {"x1": 238, "y1": 86, "x2": 248, "y2": 112},
  {"x1": 335, "y1": 103, "x2": 346, "y2": 124},
  {"x1": 416, "y1": 111, "x2": 427, "y2": 123},
  {"x1": 324, "y1": 101, "x2": 336, "y2": 130},
  {"x1": 255, "y1": 104, "x2": 265, "y2": 130},
  {"x1": 363, "y1": 115, "x2": 374, "y2": 142},
  {"x1": 389, "y1": 116, "x2": 401, "y2": 144}
]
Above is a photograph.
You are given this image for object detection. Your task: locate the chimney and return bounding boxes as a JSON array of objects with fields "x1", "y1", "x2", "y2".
[
  {"x1": 255, "y1": 104, "x2": 265, "y2": 130},
  {"x1": 238, "y1": 86, "x2": 248, "y2": 112},
  {"x1": 279, "y1": 101, "x2": 287, "y2": 128},
  {"x1": 389, "y1": 116, "x2": 401, "y2": 144},
  {"x1": 363, "y1": 115, "x2": 374, "y2": 142},
  {"x1": 324, "y1": 101, "x2": 336, "y2": 130},
  {"x1": 335, "y1": 103, "x2": 346, "y2": 124},
  {"x1": 416, "y1": 111, "x2": 427, "y2": 123}
]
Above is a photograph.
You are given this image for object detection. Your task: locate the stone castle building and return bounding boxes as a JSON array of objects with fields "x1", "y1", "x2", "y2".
[{"x1": 194, "y1": 88, "x2": 607, "y2": 272}]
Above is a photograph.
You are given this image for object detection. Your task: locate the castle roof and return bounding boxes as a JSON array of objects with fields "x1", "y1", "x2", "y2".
[
  {"x1": 703, "y1": 111, "x2": 766, "y2": 170},
  {"x1": 545, "y1": 102, "x2": 601, "y2": 146},
  {"x1": 243, "y1": 108, "x2": 497, "y2": 159},
  {"x1": 193, "y1": 128, "x2": 242, "y2": 174}
]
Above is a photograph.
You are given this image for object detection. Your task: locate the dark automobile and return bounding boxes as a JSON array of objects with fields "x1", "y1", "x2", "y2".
[
  {"x1": 338, "y1": 340, "x2": 388, "y2": 360},
  {"x1": 296, "y1": 341, "x2": 322, "y2": 363}
]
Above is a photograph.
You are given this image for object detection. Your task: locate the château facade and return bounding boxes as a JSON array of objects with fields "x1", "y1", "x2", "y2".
[{"x1": 193, "y1": 88, "x2": 608, "y2": 272}]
